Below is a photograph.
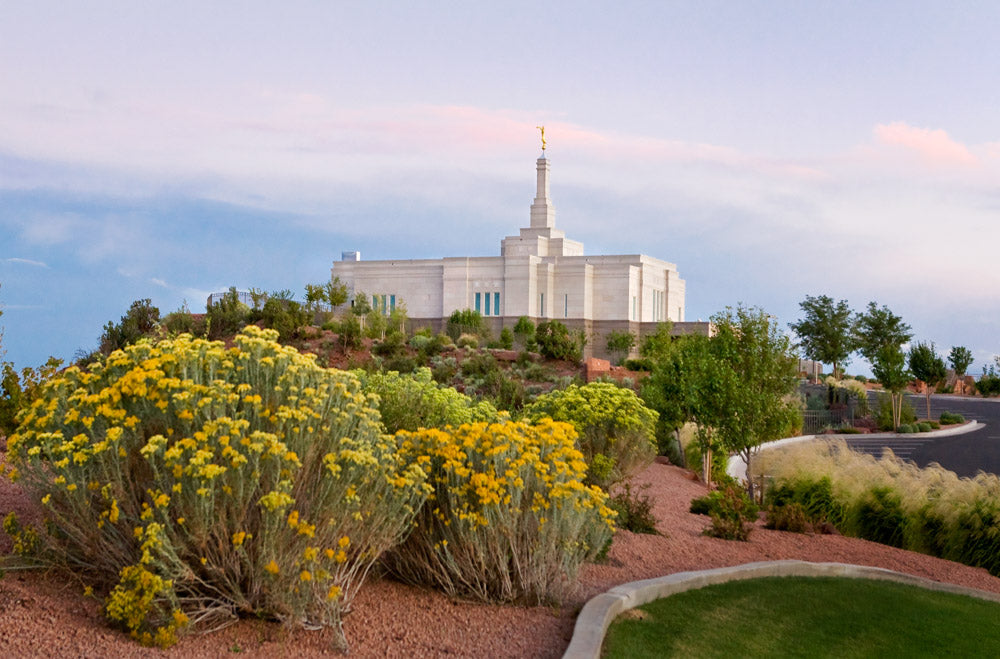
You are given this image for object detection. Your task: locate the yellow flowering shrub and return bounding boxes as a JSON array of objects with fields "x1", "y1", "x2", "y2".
[
  {"x1": 386, "y1": 419, "x2": 615, "y2": 604},
  {"x1": 524, "y1": 382, "x2": 658, "y2": 491},
  {"x1": 6, "y1": 327, "x2": 427, "y2": 650}
]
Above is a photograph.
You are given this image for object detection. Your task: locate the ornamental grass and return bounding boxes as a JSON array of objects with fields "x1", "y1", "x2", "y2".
[
  {"x1": 5, "y1": 327, "x2": 428, "y2": 649},
  {"x1": 753, "y1": 439, "x2": 1000, "y2": 575},
  {"x1": 385, "y1": 419, "x2": 616, "y2": 604}
]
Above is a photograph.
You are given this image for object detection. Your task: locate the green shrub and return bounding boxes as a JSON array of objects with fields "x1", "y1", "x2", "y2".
[
  {"x1": 429, "y1": 355, "x2": 458, "y2": 384},
  {"x1": 764, "y1": 502, "x2": 813, "y2": 534},
  {"x1": 701, "y1": 486, "x2": 758, "y2": 541},
  {"x1": 386, "y1": 420, "x2": 615, "y2": 604},
  {"x1": 161, "y1": 307, "x2": 201, "y2": 336},
  {"x1": 608, "y1": 482, "x2": 659, "y2": 535},
  {"x1": 6, "y1": 328, "x2": 428, "y2": 650},
  {"x1": 875, "y1": 393, "x2": 916, "y2": 431},
  {"x1": 446, "y1": 309, "x2": 486, "y2": 341},
  {"x1": 535, "y1": 320, "x2": 583, "y2": 362},
  {"x1": 917, "y1": 422, "x2": 932, "y2": 433},
  {"x1": 512, "y1": 316, "x2": 535, "y2": 349},
  {"x1": 499, "y1": 328, "x2": 514, "y2": 350},
  {"x1": 371, "y1": 330, "x2": 407, "y2": 358},
  {"x1": 621, "y1": 358, "x2": 653, "y2": 372},
  {"x1": 940, "y1": 411, "x2": 965, "y2": 425},
  {"x1": 525, "y1": 382, "x2": 658, "y2": 491},
  {"x1": 897, "y1": 423, "x2": 916, "y2": 434},
  {"x1": 257, "y1": 293, "x2": 311, "y2": 341},
  {"x1": 456, "y1": 333, "x2": 479, "y2": 350},
  {"x1": 836, "y1": 426, "x2": 861, "y2": 434},
  {"x1": 851, "y1": 487, "x2": 907, "y2": 548},
  {"x1": 765, "y1": 477, "x2": 843, "y2": 528},
  {"x1": 356, "y1": 367, "x2": 497, "y2": 434},
  {"x1": 205, "y1": 288, "x2": 250, "y2": 340},
  {"x1": 100, "y1": 299, "x2": 161, "y2": 354}
]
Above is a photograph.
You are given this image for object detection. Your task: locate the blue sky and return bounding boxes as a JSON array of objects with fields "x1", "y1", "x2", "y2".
[{"x1": 3, "y1": 2, "x2": 1000, "y2": 376}]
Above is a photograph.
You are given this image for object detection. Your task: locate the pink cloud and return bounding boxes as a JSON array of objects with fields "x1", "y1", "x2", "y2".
[{"x1": 873, "y1": 121, "x2": 977, "y2": 166}]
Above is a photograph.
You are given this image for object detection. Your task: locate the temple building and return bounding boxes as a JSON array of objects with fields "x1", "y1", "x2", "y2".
[{"x1": 331, "y1": 150, "x2": 709, "y2": 359}]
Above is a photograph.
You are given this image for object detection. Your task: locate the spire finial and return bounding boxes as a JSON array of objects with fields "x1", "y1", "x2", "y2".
[{"x1": 536, "y1": 125, "x2": 546, "y2": 152}]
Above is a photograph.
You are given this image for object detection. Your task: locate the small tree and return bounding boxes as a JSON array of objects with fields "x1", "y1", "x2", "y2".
[
  {"x1": 949, "y1": 346, "x2": 974, "y2": 378},
  {"x1": 788, "y1": 295, "x2": 855, "y2": 379},
  {"x1": 446, "y1": 309, "x2": 486, "y2": 341},
  {"x1": 512, "y1": 316, "x2": 536, "y2": 351},
  {"x1": 206, "y1": 288, "x2": 250, "y2": 339},
  {"x1": 606, "y1": 330, "x2": 636, "y2": 365},
  {"x1": 908, "y1": 341, "x2": 946, "y2": 419},
  {"x1": 326, "y1": 276, "x2": 348, "y2": 309},
  {"x1": 535, "y1": 320, "x2": 583, "y2": 362},
  {"x1": 873, "y1": 345, "x2": 912, "y2": 430}
]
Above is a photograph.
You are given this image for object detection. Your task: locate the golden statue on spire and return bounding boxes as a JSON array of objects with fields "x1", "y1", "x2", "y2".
[{"x1": 536, "y1": 125, "x2": 546, "y2": 151}]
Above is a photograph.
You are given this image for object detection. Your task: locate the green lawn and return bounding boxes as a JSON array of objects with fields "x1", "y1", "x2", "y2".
[{"x1": 602, "y1": 576, "x2": 1000, "y2": 658}]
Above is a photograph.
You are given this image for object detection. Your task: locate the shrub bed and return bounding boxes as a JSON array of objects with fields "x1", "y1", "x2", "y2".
[
  {"x1": 754, "y1": 440, "x2": 1000, "y2": 576},
  {"x1": 6, "y1": 328, "x2": 428, "y2": 649}
]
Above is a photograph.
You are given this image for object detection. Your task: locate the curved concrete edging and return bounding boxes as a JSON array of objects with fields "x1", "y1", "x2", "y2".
[
  {"x1": 562, "y1": 559, "x2": 1000, "y2": 659},
  {"x1": 726, "y1": 420, "x2": 984, "y2": 481}
]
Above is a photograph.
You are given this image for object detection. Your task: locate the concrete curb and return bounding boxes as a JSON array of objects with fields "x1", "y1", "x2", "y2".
[
  {"x1": 562, "y1": 560, "x2": 1000, "y2": 659},
  {"x1": 726, "y1": 420, "x2": 984, "y2": 481}
]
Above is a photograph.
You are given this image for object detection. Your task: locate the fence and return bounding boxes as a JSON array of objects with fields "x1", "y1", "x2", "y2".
[{"x1": 801, "y1": 408, "x2": 855, "y2": 434}]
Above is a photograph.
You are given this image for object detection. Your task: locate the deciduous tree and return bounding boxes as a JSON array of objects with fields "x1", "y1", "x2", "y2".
[
  {"x1": 788, "y1": 295, "x2": 855, "y2": 379},
  {"x1": 909, "y1": 341, "x2": 946, "y2": 419},
  {"x1": 949, "y1": 346, "x2": 974, "y2": 378}
]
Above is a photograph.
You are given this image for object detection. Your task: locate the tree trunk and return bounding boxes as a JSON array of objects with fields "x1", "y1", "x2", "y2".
[
  {"x1": 703, "y1": 447, "x2": 712, "y2": 488},
  {"x1": 926, "y1": 390, "x2": 932, "y2": 421}
]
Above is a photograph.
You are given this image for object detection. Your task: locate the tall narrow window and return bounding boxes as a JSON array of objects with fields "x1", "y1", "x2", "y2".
[
  {"x1": 539, "y1": 293, "x2": 545, "y2": 317},
  {"x1": 494, "y1": 292, "x2": 500, "y2": 317},
  {"x1": 475, "y1": 292, "x2": 481, "y2": 314},
  {"x1": 564, "y1": 293, "x2": 568, "y2": 318},
  {"x1": 484, "y1": 292, "x2": 491, "y2": 316},
  {"x1": 632, "y1": 296, "x2": 637, "y2": 321},
  {"x1": 390, "y1": 294, "x2": 396, "y2": 313}
]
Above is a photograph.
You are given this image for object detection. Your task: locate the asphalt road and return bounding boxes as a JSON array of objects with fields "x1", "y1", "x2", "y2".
[{"x1": 843, "y1": 393, "x2": 1000, "y2": 478}]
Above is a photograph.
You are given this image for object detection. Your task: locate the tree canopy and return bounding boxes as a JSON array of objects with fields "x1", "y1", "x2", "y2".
[
  {"x1": 949, "y1": 346, "x2": 974, "y2": 378},
  {"x1": 909, "y1": 341, "x2": 946, "y2": 419},
  {"x1": 854, "y1": 302, "x2": 912, "y2": 365},
  {"x1": 788, "y1": 295, "x2": 855, "y2": 378}
]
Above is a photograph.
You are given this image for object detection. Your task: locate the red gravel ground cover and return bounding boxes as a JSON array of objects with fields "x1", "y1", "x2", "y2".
[{"x1": 3, "y1": 459, "x2": 999, "y2": 658}]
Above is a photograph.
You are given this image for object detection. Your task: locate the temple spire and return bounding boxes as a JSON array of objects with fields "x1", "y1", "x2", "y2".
[{"x1": 530, "y1": 155, "x2": 556, "y2": 229}]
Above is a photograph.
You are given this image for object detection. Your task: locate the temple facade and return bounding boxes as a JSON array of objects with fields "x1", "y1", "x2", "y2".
[{"x1": 331, "y1": 153, "x2": 709, "y2": 359}]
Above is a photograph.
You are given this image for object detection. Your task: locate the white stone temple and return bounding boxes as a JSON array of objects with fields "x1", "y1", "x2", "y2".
[{"x1": 332, "y1": 152, "x2": 708, "y2": 359}]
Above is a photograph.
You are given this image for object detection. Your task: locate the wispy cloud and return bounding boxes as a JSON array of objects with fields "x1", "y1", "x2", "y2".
[
  {"x1": 3, "y1": 257, "x2": 49, "y2": 267},
  {"x1": 873, "y1": 121, "x2": 978, "y2": 167}
]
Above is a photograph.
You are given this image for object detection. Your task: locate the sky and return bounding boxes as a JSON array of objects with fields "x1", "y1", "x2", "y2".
[{"x1": 2, "y1": 1, "x2": 1000, "y2": 377}]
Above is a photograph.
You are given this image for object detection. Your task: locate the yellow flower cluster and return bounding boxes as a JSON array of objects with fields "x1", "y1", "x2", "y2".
[
  {"x1": 5, "y1": 326, "x2": 429, "y2": 650},
  {"x1": 388, "y1": 419, "x2": 615, "y2": 603}
]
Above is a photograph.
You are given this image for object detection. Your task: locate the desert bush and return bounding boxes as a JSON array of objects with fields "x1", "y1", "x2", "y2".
[
  {"x1": 608, "y1": 482, "x2": 659, "y2": 535},
  {"x1": 355, "y1": 367, "x2": 497, "y2": 434},
  {"x1": 917, "y1": 422, "x2": 932, "y2": 433},
  {"x1": 336, "y1": 315, "x2": 363, "y2": 352},
  {"x1": 5, "y1": 327, "x2": 428, "y2": 649},
  {"x1": 699, "y1": 485, "x2": 758, "y2": 541},
  {"x1": 499, "y1": 328, "x2": 514, "y2": 350},
  {"x1": 161, "y1": 306, "x2": 201, "y2": 336},
  {"x1": 100, "y1": 299, "x2": 161, "y2": 355},
  {"x1": 940, "y1": 411, "x2": 965, "y2": 425},
  {"x1": 205, "y1": 288, "x2": 250, "y2": 340},
  {"x1": 524, "y1": 382, "x2": 658, "y2": 491},
  {"x1": 386, "y1": 420, "x2": 615, "y2": 604},
  {"x1": 752, "y1": 439, "x2": 1000, "y2": 576},
  {"x1": 621, "y1": 358, "x2": 653, "y2": 372},
  {"x1": 429, "y1": 355, "x2": 458, "y2": 384},
  {"x1": 764, "y1": 502, "x2": 813, "y2": 534},
  {"x1": 456, "y1": 333, "x2": 479, "y2": 350},
  {"x1": 897, "y1": 423, "x2": 916, "y2": 434},
  {"x1": 258, "y1": 292, "x2": 311, "y2": 341}
]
